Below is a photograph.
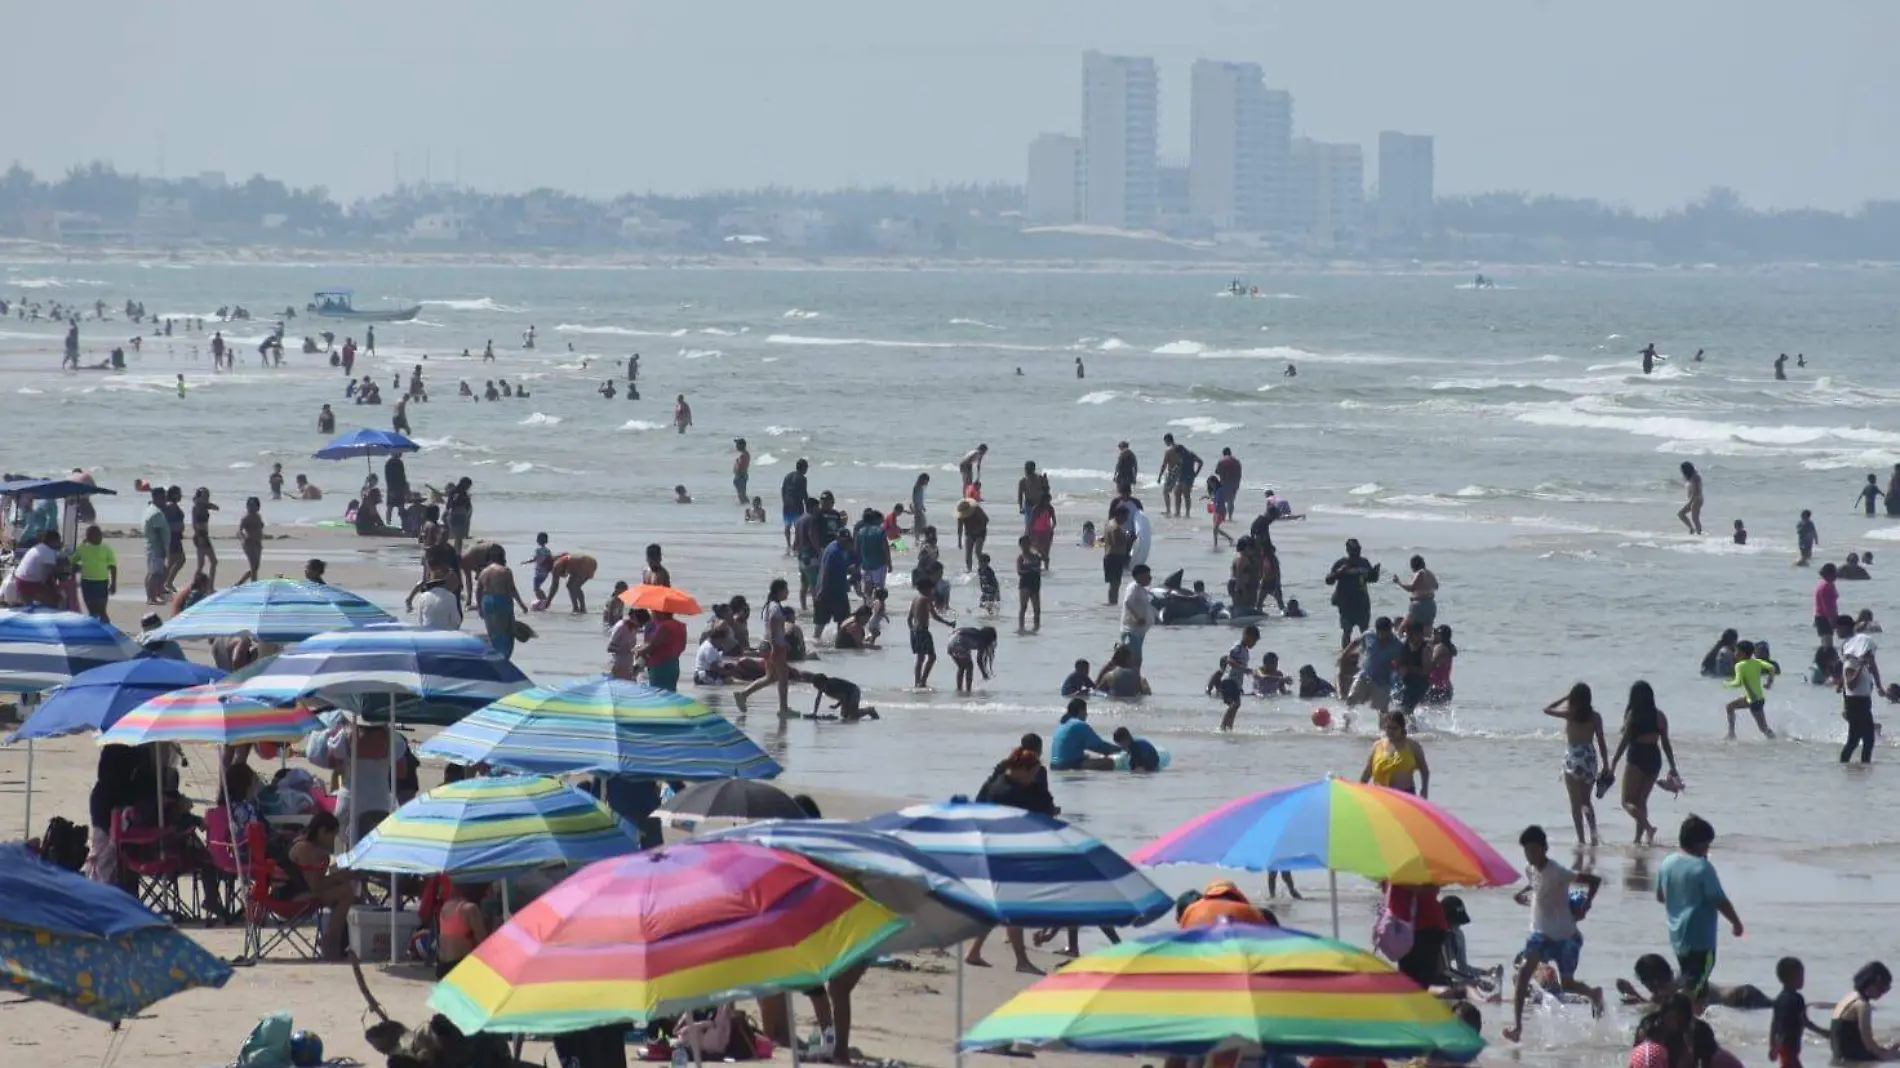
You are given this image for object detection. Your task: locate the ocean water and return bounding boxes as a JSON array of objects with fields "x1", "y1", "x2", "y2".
[{"x1": 9, "y1": 261, "x2": 1900, "y2": 1064}]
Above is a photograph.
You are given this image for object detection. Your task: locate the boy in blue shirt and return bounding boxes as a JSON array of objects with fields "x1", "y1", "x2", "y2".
[{"x1": 1657, "y1": 814, "x2": 1744, "y2": 1004}]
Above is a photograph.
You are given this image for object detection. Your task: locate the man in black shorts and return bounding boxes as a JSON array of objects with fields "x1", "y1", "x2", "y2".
[{"x1": 908, "y1": 586, "x2": 953, "y2": 688}]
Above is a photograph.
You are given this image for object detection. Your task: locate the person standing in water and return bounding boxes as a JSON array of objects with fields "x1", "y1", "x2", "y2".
[
  {"x1": 1640, "y1": 343, "x2": 1663, "y2": 375},
  {"x1": 1774, "y1": 353, "x2": 1789, "y2": 381},
  {"x1": 1543, "y1": 683, "x2": 1609, "y2": 845},
  {"x1": 1856, "y1": 474, "x2": 1885, "y2": 517},
  {"x1": 673, "y1": 394, "x2": 692, "y2": 433},
  {"x1": 1607, "y1": 681, "x2": 1677, "y2": 846},
  {"x1": 1075, "y1": 356, "x2": 1084, "y2": 379},
  {"x1": 1677, "y1": 462, "x2": 1704, "y2": 535},
  {"x1": 732, "y1": 439, "x2": 750, "y2": 504},
  {"x1": 476, "y1": 544, "x2": 529, "y2": 660}
]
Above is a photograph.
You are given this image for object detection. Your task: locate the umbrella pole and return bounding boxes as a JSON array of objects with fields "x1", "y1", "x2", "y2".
[
  {"x1": 786, "y1": 994, "x2": 800, "y2": 1068},
  {"x1": 388, "y1": 692, "x2": 398, "y2": 965},
  {"x1": 954, "y1": 948, "x2": 966, "y2": 1068},
  {"x1": 1329, "y1": 870, "x2": 1340, "y2": 940},
  {"x1": 22, "y1": 738, "x2": 32, "y2": 840}
]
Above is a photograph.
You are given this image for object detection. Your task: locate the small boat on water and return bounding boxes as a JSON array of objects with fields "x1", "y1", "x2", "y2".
[{"x1": 306, "y1": 289, "x2": 420, "y2": 322}]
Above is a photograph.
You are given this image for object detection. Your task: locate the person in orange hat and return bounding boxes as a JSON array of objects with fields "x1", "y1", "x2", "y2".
[{"x1": 1179, "y1": 879, "x2": 1275, "y2": 929}]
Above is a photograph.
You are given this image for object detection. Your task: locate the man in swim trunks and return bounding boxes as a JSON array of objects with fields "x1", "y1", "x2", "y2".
[
  {"x1": 1344, "y1": 617, "x2": 1401, "y2": 717},
  {"x1": 732, "y1": 439, "x2": 750, "y2": 504},
  {"x1": 1212, "y1": 448, "x2": 1241, "y2": 521},
  {"x1": 854, "y1": 508, "x2": 890, "y2": 594},
  {"x1": 1393, "y1": 554, "x2": 1439, "y2": 630},
  {"x1": 907, "y1": 585, "x2": 954, "y2": 689},
  {"x1": 1017, "y1": 461, "x2": 1050, "y2": 529},
  {"x1": 959, "y1": 444, "x2": 987, "y2": 489},
  {"x1": 540, "y1": 552, "x2": 598, "y2": 614},
  {"x1": 792, "y1": 498, "x2": 824, "y2": 610},
  {"x1": 780, "y1": 459, "x2": 809, "y2": 552},
  {"x1": 1112, "y1": 441, "x2": 1138, "y2": 497},
  {"x1": 814, "y1": 529, "x2": 856, "y2": 643},
  {"x1": 1325, "y1": 538, "x2": 1380, "y2": 648},
  {"x1": 475, "y1": 544, "x2": 530, "y2": 660}
]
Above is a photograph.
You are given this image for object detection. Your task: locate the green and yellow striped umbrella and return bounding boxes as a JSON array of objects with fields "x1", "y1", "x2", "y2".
[{"x1": 334, "y1": 775, "x2": 640, "y2": 878}]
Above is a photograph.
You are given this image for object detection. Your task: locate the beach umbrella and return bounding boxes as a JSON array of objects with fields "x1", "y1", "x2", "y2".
[
  {"x1": 0, "y1": 608, "x2": 145, "y2": 836},
  {"x1": 314, "y1": 427, "x2": 420, "y2": 461},
  {"x1": 8, "y1": 657, "x2": 226, "y2": 742},
  {"x1": 661, "y1": 778, "x2": 805, "y2": 825},
  {"x1": 146, "y1": 578, "x2": 396, "y2": 643},
  {"x1": 616, "y1": 584, "x2": 704, "y2": 616},
  {"x1": 429, "y1": 841, "x2": 907, "y2": 1035},
  {"x1": 1129, "y1": 775, "x2": 1519, "y2": 938},
  {"x1": 861, "y1": 802, "x2": 1173, "y2": 927},
  {"x1": 97, "y1": 683, "x2": 321, "y2": 747},
  {"x1": 697, "y1": 819, "x2": 993, "y2": 952},
  {"x1": 0, "y1": 607, "x2": 141, "y2": 692},
  {"x1": 416, "y1": 676, "x2": 780, "y2": 780},
  {"x1": 333, "y1": 775, "x2": 641, "y2": 879},
  {"x1": 960, "y1": 921, "x2": 1483, "y2": 1064},
  {"x1": 0, "y1": 844, "x2": 232, "y2": 1024},
  {"x1": 221, "y1": 625, "x2": 531, "y2": 725}
]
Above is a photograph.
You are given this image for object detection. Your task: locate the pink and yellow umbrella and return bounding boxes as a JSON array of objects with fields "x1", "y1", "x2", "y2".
[{"x1": 430, "y1": 841, "x2": 906, "y2": 1034}]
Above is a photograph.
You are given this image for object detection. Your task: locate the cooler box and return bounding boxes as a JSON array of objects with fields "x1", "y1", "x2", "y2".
[{"x1": 348, "y1": 905, "x2": 422, "y2": 961}]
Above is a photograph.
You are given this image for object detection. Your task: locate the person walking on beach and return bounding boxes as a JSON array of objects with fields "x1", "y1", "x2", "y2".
[
  {"x1": 733, "y1": 579, "x2": 795, "y2": 716},
  {"x1": 141, "y1": 486, "x2": 170, "y2": 605},
  {"x1": 1837, "y1": 613, "x2": 1882, "y2": 764},
  {"x1": 73, "y1": 524, "x2": 117, "y2": 623},
  {"x1": 1678, "y1": 462, "x2": 1704, "y2": 535},
  {"x1": 732, "y1": 438, "x2": 750, "y2": 504},
  {"x1": 1658, "y1": 815, "x2": 1744, "y2": 1006},
  {"x1": 1543, "y1": 683, "x2": 1609, "y2": 845},
  {"x1": 1502, "y1": 825, "x2": 1603, "y2": 1043},
  {"x1": 161, "y1": 486, "x2": 188, "y2": 594},
  {"x1": 189, "y1": 487, "x2": 220, "y2": 589},
  {"x1": 236, "y1": 497, "x2": 264, "y2": 585},
  {"x1": 1722, "y1": 640, "x2": 1778, "y2": 740},
  {"x1": 475, "y1": 544, "x2": 529, "y2": 660},
  {"x1": 1607, "y1": 681, "x2": 1678, "y2": 846}
]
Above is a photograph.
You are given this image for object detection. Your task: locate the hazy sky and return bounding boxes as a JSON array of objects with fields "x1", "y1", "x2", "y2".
[{"x1": 7, "y1": 0, "x2": 1895, "y2": 211}]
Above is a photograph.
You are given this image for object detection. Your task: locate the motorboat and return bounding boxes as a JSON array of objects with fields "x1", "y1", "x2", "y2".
[{"x1": 306, "y1": 289, "x2": 420, "y2": 322}]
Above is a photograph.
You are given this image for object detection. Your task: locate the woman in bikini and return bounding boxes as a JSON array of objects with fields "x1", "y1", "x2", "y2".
[
  {"x1": 236, "y1": 496, "x2": 264, "y2": 585},
  {"x1": 1607, "y1": 680, "x2": 1678, "y2": 846},
  {"x1": 1677, "y1": 461, "x2": 1704, "y2": 535},
  {"x1": 190, "y1": 487, "x2": 220, "y2": 587},
  {"x1": 275, "y1": 810, "x2": 356, "y2": 960},
  {"x1": 436, "y1": 882, "x2": 493, "y2": 979},
  {"x1": 1541, "y1": 682, "x2": 1610, "y2": 845},
  {"x1": 1028, "y1": 496, "x2": 1057, "y2": 571}
]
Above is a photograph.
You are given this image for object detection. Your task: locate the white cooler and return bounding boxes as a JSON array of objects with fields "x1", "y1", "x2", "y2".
[{"x1": 348, "y1": 905, "x2": 422, "y2": 962}]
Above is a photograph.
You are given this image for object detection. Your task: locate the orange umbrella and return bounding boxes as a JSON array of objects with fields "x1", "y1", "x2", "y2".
[{"x1": 616, "y1": 585, "x2": 703, "y2": 615}]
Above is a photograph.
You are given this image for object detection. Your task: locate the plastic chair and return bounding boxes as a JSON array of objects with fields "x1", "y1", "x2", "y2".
[
  {"x1": 111, "y1": 806, "x2": 199, "y2": 921},
  {"x1": 239, "y1": 820, "x2": 322, "y2": 962}
]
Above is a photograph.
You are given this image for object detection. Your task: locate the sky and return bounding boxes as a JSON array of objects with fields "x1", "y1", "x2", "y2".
[{"x1": 5, "y1": 0, "x2": 1896, "y2": 212}]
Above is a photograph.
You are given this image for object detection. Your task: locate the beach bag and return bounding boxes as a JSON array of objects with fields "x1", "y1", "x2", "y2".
[
  {"x1": 237, "y1": 1012, "x2": 296, "y2": 1068},
  {"x1": 1373, "y1": 895, "x2": 1415, "y2": 963}
]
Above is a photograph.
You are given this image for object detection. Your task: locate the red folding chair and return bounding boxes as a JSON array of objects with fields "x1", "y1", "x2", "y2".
[
  {"x1": 239, "y1": 821, "x2": 322, "y2": 962},
  {"x1": 111, "y1": 806, "x2": 200, "y2": 921}
]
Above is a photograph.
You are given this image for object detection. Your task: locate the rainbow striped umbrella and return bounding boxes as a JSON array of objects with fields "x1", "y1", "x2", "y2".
[
  {"x1": 960, "y1": 921, "x2": 1483, "y2": 1063},
  {"x1": 334, "y1": 775, "x2": 641, "y2": 878},
  {"x1": 429, "y1": 841, "x2": 906, "y2": 1034},
  {"x1": 417, "y1": 676, "x2": 779, "y2": 780},
  {"x1": 96, "y1": 682, "x2": 320, "y2": 746},
  {"x1": 1129, "y1": 776, "x2": 1517, "y2": 938},
  {"x1": 147, "y1": 578, "x2": 396, "y2": 643}
]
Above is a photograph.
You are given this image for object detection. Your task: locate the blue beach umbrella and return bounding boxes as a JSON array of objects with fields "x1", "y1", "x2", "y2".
[
  {"x1": 314, "y1": 427, "x2": 420, "y2": 461},
  {"x1": 0, "y1": 845, "x2": 232, "y2": 1024},
  {"x1": 417, "y1": 676, "x2": 779, "y2": 779},
  {"x1": 333, "y1": 775, "x2": 641, "y2": 878},
  {"x1": 223, "y1": 625, "x2": 531, "y2": 725},
  {"x1": 0, "y1": 608, "x2": 142, "y2": 693},
  {"x1": 861, "y1": 802, "x2": 1172, "y2": 927},
  {"x1": 7, "y1": 657, "x2": 226, "y2": 742},
  {"x1": 147, "y1": 578, "x2": 397, "y2": 643}
]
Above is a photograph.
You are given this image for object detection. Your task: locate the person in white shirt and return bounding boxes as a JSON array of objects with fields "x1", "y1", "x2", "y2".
[
  {"x1": 693, "y1": 636, "x2": 728, "y2": 684},
  {"x1": 13, "y1": 531, "x2": 61, "y2": 606},
  {"x1": 1118, "y1": 564, "x2": 1156, "y2": 669},
  {"x1": 1837, "y1": 613, "x2": 1882, "y2": 763},
  {"x1": 1504, "y1": 824, "x2": 1603, "y2": 1042}
]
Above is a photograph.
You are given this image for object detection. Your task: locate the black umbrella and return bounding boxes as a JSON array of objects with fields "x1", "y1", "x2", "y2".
[{"x1": 660, "y1": 779, "x2": 808, "y2": 823}]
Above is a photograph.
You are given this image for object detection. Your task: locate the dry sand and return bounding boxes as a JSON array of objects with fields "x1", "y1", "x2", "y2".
[{"x1": 0, "y1": 527, "x2": 1112, "y2": 1068}]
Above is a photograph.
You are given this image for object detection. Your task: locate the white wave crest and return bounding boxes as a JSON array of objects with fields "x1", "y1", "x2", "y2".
[{"x1": 519, "y1": 412, "x2": 563, "y2": 427}]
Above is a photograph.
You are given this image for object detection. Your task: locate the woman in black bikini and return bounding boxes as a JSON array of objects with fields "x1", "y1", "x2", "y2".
[{"x1": 1607, "y1": 680, "x2": 1678, "y2": 846}]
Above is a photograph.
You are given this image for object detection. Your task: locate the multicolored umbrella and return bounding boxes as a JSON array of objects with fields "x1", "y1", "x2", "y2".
[
  {"x1": 7, "y1": 657, "x2": 226, "y2": 741},
  {"x1": 223, "y1": 625, "x2": 531, "y2": 725},
  {"x1": 0, "y1": 845, "x2": 232, "y2": 1024},
  {"x1": 0, "y1": 608, "x2": 141, "y2": 693},
  {"x1": 861, "y1": 802, "x2": 1172, "y2": 927},
  {"x1": 1130, "y1": 777, "x2": 1517, "y2": 888},
  {"x1": 97, "y1": 682, "x2": 320, "y2": 746},
  {"x1": 617, "y1": 585, "x2": 703, "y2": 616},
  {"x1": 429, "y1": 841, "x2": 906, "y2": 1034},
  {"x1": 960, "y1": 921, "x2": 1483, "y2": 1063},
  {"x1": 334, "y1": 775, "x2": 640, "y2": 878},
  {"x1": 416, "y1": 676, "x2": 780, "y2": 779},
  {"x1": 147, "y1": 578, "x2": 396, "y2": 643}
]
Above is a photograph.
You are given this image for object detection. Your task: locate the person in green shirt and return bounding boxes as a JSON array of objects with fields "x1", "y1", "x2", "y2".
[
  {"x1": 73, "y1": 524, "x2": 117, "y2": 623},
  {"x1": 1723, "y1": 639, "x2": 1778, "y2": 740}
]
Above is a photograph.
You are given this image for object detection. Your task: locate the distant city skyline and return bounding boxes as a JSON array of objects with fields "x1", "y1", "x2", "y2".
[{"x1": 3, "y1": 1, "x2": 1896, "y2": 212}]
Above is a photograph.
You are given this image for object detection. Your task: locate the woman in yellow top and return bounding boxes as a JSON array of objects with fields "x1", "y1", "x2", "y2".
[{"x1": 1360, "y1": 712, "x2": 1430, "y2": 797}]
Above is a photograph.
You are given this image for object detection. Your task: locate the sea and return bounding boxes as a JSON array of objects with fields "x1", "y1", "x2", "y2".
[{"x1": 8, "y1": 261, "x2": 1900, "y2": 1065}]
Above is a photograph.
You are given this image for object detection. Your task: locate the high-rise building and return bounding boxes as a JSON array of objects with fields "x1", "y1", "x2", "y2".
[
  {"x1": 1080, "y1": 51, "x2": 1158, "y2": 230},
  {"x1": 1289, "y1": 138, "x2": 1365, "y2": 250},
  {"x1": 1377, "y1": 131, "x2": 1435, "y2": 240},
  {"x1": 1025, "y1": 134, "x2": 1081, "y2": 224},
  {"x1": 1188, "y1": 60, "x2": 1289, "y2": 233}
]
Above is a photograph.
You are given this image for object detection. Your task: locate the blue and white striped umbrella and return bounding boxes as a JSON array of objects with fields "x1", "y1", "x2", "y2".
[
  {"x1": 859, "y1": 802, "x2": 1173, "y2": 927},
  {"x1": 0, "y1": 608, "x2": 142, "y2": 693},
  {"x1": 148, "y1": 578, "x2": 396, "y2": 643},
  {"x1": 697, "y1": 818, "x2": 994, "y2": 951},
  {"x1": 223, "y1": 625, "x2": 531, "y2": 725}
]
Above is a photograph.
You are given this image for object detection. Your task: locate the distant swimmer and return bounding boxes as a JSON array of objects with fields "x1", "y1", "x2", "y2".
[
  {"x1": 522, "y1": 325, "x2": 536, "y2": 350},
  {"x1": 1075, "y1": 356, "x2": 1085, "y2": 379},
  {"x1": 317, "y1": 403, "x2": 335, "y2": 433},
  {"x1": 175, "y1": 374, "x2": 186, "y2": 398},
  {"x1": 1284, "y1": 363, "x2": 1297, "y2": 378},
  {"x1": 1796, "y1": 352, "x2": 1807, "y2": 367},
  {"x1": 1693, "y1": 349, "x2": 1705, "y2": 363},
  {"x1": 598, "y1": 380, "x2": 617, "y2": 399},
  {"x1": 1015, "y1": 367, "x2": 1023, "y2": 376},
  {"x1": 1774, "y1": 353, "x2": 1789, "y2": 380},
  {"x1": 1732, "y1": 520, "x2": 1748, "y2": 545},
  {"x1": 482, "y1": 340, "x2": 495, "y2": 362},
  {"x1": 627, "y1": 353, "x2": 640, "y2": 381}
]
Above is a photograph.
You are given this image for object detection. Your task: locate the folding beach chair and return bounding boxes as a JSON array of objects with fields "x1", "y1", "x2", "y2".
[
  {"x1": 111, "y1": 806, "x2": 199, "y2": 921},
  {"x1": 239, "y1": 821, "x2": 322, "y2": 962}
]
